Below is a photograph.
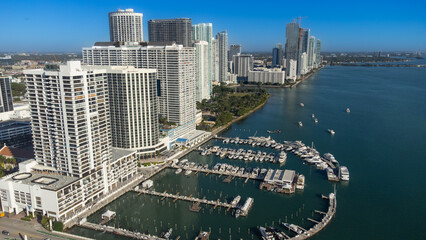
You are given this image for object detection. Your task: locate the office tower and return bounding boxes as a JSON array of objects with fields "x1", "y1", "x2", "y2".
[
  {"x1": 192, "y1": 23, "x2": 213, "y2": 94},
  {"x1": 0, "y1": 76, "x2": 14, "y2": 112},
  {"x1": 307, "y1": 36, "x2": 316, "y2": 68},
  {"x1": 272, "y1": 44, "x2": 284, "y2": 67},
  {"x1": 228, "y1": 44, "x2": 242, "y2": 60},
  {"x1": 148, "y1": 18, "x2": 192, "y2": 47},
  {"x1": 232, "y1": 54, "x2": 254, "y2": 79},
  {"x1": 83, "y1": 43, "x2": 196, "y2": 140},
  {"x1": 285, "y1": 22, "x2": 300, "y2": 74},
  {"x1": 216, "y1": 31, "x2": 228, "y2": 82},
  {"x1": 101, "y1": 66, "x2": 165, "y2": 156},
  {"x1": 315, "y1": 39, "x2": 321, "y2": 65},
  {"x1": 302, "y1": 29, "x2": 310, "y2": 53},
  {"x1": 194, "y1": 41, "x2": 210, "y2": 102},
  {"x1": 24, "y1": 61, "x2": 111, "y2": 178},
  {"x1": 109, "y1": 8, "x2": 143, "y2": 42}
]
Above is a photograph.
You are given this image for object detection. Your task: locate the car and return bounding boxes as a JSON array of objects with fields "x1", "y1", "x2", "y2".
[{"x1": 2, "y1": 230, "x2": 10, "y2": 235}]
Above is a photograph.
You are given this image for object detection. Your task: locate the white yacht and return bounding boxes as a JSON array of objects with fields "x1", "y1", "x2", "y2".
[
  {"x1": 339, "y1": 166, "x2": 350, "y2": 181},
  {"x1": 300, "y1": 103, "x2": 305, "y2": 107},
  {"x1": 323, "y1": 153, "x2": 338, "y2": 164},
  {"x1": 175, "y1": 168, "x2": 182, "y2": 174},
  {"x1": 328, "y1": 129, "x2": 335, "y2": 135},
  {"x1": 346, "y1": 108, "x2": 350, "y2": 113},
  {"x1": 296, "y1": 174, "x2": 305, "y2": 190},
  {"x1": 314, "y1": 118, "x2": 318, "y2": 124},
  {"x1": 312, "y1": 113, "x2": 315, "y2": 118},
  {"x1": 184, "y1": 170, "x2": 192, "y2": 176},
  {"x1": 298, "y1": 121, "x2": 303, "y2": 127}
]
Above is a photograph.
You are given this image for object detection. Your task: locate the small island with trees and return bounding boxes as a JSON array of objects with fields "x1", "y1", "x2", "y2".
[{"x1": 196, "y1": 85, "x2": 269, "y2": 132}]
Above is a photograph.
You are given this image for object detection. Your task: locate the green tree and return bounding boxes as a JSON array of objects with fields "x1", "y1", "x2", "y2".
[
  {"x1": 10, "y1": 82, "x2": 26, "y2": 96},
  {"x1": 52, "y1": 221, "x2": 64, "y2": 231}
]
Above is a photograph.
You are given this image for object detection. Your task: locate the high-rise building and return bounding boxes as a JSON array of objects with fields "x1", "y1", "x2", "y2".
[
  {"x1": 228, "y1": 44, "x2": 242, "y2": 60},
  {"x1": 287, "y1": 59, "x2": 297, "y2": 82},
  {"x1": 216, "y1": 31, "x2": 228, "y2": 82},
  {"x1": 232, "y1": 54, "x2": 254, "y2": 79},
  {"x1": 315, "y1": 39, "x2": 322, "y2": 65},
  {"x1": 211, "y1": 38, "x2": 220, "y2": 82},
  {"x1": 302, "y1": 29, "x2": 310, "y2": 53},
  {"x1": 0, "y1": 61, "x2": 138, "y2": 222},
  {"x1": 192, "y1": 23, "x2": 213, "y2": 94},
  {"x1": 248, "y1": 69, "x2": 286, "y2": 85},
  {"x1": 24, "y1": 62, "x2": 111, "y2": 178},
  {"x1": 194, "y1": 41, "x2": 210, "y2": 102},
  {"x1": 307, "y1": 36, "x2": 316, "y2": 68},
  {"x1": 82, "y1": 43, "x2": 196, "y2": 140},
  {"x1": 109, "y1": 9, "x2": 143, "y2": 42},
  {"x1": 300, "y1": 52, "x2": 308, "y2": 75},
  {"x1": 148, "y1": 18, "x2": 192, "y2": 47},
  {"x1": 96, "y1": 66, "x2": 166, "y2": 157},
  {"x1": 192, "y1": 23, "x2": 213, "y2": 43},
  {"x1": 285, "y1": 22, "x2": 300, "y2": 75},
  {"x1": 0, "y1": 76, "x2": 14, "y2": 113},
  {"x1": 272, "y1": 44, "x2": 284, "y2": 67}
]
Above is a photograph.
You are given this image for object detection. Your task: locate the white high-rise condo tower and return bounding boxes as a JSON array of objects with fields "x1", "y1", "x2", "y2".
[
  {"x1": 109, "y1": 8, "x2": 143, "y2": 42},
  {"x1": 194, "y1": 41, "x2": 210, "y2": 102},
  {"x1": 83, "y1": 43, "x2": 197, "y2": 141}
]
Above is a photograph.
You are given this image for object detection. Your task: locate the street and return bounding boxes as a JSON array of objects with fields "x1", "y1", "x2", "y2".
[{"x1": 0, "y1": 217, "x2": 68, "y2": 240}]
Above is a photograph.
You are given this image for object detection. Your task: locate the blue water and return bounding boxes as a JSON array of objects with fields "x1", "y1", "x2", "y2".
[{"x1": 69, "y1": 60, "x2": 426, "y2": 239}]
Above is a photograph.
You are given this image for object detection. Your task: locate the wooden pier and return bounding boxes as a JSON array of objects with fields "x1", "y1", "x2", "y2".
[
  {"x1": 80, "y1": 221, "x2": 165, "y2": 240},
  {"x1": 134, "y1": 189, "x2": 236, "y2": 209}
]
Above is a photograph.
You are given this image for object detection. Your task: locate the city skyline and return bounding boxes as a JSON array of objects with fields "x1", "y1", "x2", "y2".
[{"x1": 1, "y1": 0, "x2": 425, "y2": 52}]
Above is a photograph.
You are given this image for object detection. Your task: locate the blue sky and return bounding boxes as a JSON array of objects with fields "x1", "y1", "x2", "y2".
[{"x1": 1, "y1": 0, "x2": 425, "y2": 52}]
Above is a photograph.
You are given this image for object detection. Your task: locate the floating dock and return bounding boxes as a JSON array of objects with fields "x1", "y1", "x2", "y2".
[{"x1": 134, "y1": 189, "x2": 237, "y2": 209}]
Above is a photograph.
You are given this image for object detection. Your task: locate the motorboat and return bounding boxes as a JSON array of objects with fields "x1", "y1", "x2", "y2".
[
  {"x1": 339, "y1": 166, "x2": 350, "y2": 181},
  {"x1": 296, "y1": 174, "x2": 305, "y2": 190}
]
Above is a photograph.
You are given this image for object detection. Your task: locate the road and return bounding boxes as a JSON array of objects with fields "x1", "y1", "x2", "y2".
[{"x1": 0, "y1": 217, "x2": 70, "y2": 240}]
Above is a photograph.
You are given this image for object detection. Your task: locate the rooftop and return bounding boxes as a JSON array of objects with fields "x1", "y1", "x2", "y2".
[
  {"x1": 5, "y1": 171, "x2": 80, "y2": 191},
  {"x1": 112, "y1": 148, "x2": 136, "y2": 161}
]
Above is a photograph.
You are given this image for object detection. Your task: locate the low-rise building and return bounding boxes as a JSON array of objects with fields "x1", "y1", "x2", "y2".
[{"x1": 0, "y1": 148, "x2": 137, "y2": 222}]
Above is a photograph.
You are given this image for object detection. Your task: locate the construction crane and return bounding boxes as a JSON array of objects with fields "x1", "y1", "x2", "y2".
[{"x1": 293, "y1": 16, "x2": 308, "y2": 25}]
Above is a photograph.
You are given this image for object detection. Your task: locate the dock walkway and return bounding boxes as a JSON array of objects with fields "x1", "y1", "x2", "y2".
[
  {"x1": 170, "y1": 165, "x2": 260, "y2": 181},
  {"x1": 80, "y1": 222, "x2": 164, "y2": 240},
  {"x1": 287, "y1": 193, "x2": 337, "y2": 240},
  {"x1": 134, "y1": 189, "x2": 237, "y2": 209}
]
